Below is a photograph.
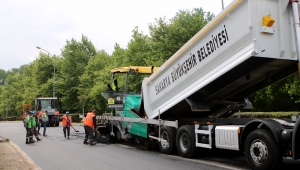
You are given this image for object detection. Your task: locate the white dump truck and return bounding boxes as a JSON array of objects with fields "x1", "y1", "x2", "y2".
[{"x1": 100, "y1": 0, "x2": 300, "y2": 169}]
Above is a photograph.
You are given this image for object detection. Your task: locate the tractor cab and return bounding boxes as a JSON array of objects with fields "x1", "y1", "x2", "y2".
[
  {"x1": 35, "y1": 97, "x2": 60, "y2": 126},
  {"x1": 101, "y1": 66, "x2": 158, "y2": 114}
]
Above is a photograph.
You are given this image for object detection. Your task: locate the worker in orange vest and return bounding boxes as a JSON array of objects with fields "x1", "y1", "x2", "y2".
[
  {"x1": 83, "y1": 110, "x2": 97, "y2": 145},
  {"x1": 61, "y1": 111, "x2": 72, "y2": 139}
]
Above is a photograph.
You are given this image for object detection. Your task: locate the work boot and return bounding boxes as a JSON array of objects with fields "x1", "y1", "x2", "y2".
[
  {"x1": 30, "y1": 137, "x2": 35, "y2": 143},
  {"x1": 90, "y1": 141, "x2": 96, "y2": 145}
]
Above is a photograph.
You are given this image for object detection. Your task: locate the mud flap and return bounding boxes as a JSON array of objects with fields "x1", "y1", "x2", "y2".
[{"x1": 292, "y1": 115, "x2": 300, "y2": 160}]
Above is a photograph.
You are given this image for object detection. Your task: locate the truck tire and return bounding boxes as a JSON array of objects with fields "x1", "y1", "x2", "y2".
[
  {"x1": 176, "y1": 125, "x2": 199, "y2": 158},
  {"x1": 244, "y1": 129, "x2": 283, "y2": 170},
  {"x1": 158, "y1": 126, "x2": 176, "y2": 154}
]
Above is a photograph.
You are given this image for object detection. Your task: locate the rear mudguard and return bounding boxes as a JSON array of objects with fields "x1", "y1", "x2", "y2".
[
  {"x1": 241, "y1": 119, "x2": 283, "y2": 149},
  {"x1": 292, "y1": 116, "x2": 300, "y2": 160}
]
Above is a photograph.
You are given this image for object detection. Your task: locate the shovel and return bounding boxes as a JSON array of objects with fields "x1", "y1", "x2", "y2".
[{"x1": 71, "y1": 125, "x2": 79, "y2": 132}]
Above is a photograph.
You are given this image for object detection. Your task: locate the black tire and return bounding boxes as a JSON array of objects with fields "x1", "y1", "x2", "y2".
[
  {"x1": 244, "y1": 129, "x2": 283, "y2": 170},
  {"x1": 53, "y1": 118, "x2": 57, "y2": 126},
  {"x1": 176, "y1": 125, "x2": 199, "y2": 158},
  {"x1": 158, "y1": 126, "x2": 176, "y2": 154},
  {"x1": 110, "y1": 127, "x2": 119, "y2": 144}
]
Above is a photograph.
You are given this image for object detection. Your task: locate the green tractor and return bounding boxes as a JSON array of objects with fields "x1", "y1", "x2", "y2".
[{"x1": 100, "y1": 66, "x2": 158, "y2": 143}]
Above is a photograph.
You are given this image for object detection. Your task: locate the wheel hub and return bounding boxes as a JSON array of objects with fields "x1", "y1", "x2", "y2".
[
  {"x1": 179, "y1": 133, "x2": 189, "y2": 151},
  {"x1": 161, "y1": 131, "x2": 169, "y2": 148},
  {"x1": 250, "y1": 140, "x2": 268, "y2": 164}
]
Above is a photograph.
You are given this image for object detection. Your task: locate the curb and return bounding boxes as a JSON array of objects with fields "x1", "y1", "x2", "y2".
[
  {"x1": 0, "y1": 137, "x2": 10, "y2": 143},
  {"x1": 0, "y1": 136, "x2": 42, "y2": 170},
  {"x1": 9, "y1": 141, "x2": 42, "y2": 170}
]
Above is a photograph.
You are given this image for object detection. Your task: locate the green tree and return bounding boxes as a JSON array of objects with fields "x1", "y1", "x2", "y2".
[
  {"x1": 148, "y1": 8, "x2": 214, "y2": 66},
  {"x1": 249, "y1": 73, "x2": 300, "y2": 111},
  {"x1": 78, "y1": 50, "x2": 111, "y2": 112},
  {"x1": 58, "y1": 35, "x2": 97, "y2": 112},
  {"x1": 32, "y1": 53, "x2": 58, "y2": 97}
]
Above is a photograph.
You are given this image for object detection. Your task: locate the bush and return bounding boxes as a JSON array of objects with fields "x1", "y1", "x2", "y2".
[
  {"x1": 6, "y1": 116, "x2": 17, "y2": 121},
  {"x1": 230, "y1": 112, "x2": 300, "y2": 118},
  {"x1": 70, "y1": 113, "x2": 81, "y2": 122}
]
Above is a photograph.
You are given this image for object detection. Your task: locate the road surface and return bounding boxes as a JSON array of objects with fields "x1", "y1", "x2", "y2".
[{"x1": 1, "y1": 121, "x2": 299, "y2": 170}]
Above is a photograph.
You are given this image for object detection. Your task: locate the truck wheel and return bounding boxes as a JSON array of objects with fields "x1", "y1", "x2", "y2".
[
  {"x1": 158, "y1": 126, "x2": 176, "y2": 154},
  {"x1": 176, "y1": 125, "x2": 199, "y2": 158},
  {"x1": 244, "y1": 129, "x2": 283, "y2": 170}
]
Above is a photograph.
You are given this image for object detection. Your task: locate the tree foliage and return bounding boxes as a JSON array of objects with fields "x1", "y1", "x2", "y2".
[
  {"x1": 250, "y1": 73, "x2": 300, "y2": 111},
  {"x1": 148, "y1": 8, "x2": 214, "y2": 65}
]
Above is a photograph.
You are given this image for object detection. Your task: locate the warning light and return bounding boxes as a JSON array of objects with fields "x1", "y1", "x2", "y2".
[{"x1": 263, "y1": 15, "x2": 275, "y2": 27}]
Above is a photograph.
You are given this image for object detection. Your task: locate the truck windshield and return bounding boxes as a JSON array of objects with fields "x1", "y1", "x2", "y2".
[{"x1": 39, "y1": 99, "x2": 57, "y2": 109}]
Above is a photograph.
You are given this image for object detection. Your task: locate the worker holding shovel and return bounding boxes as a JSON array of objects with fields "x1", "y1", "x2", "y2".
[
  {"x1": 61, "y1": 111, "x2": 72, "y2": 139},
  {"x1": 83, "y1": 110, "x2": 97, "y2": 145}
]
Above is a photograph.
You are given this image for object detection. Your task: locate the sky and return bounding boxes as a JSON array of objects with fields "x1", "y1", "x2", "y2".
[{"x1": 0, "y1": 0, "x2": 233, "y2": 71}]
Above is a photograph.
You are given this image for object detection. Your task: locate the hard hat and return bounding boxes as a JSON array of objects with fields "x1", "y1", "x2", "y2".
[{"x1": 66, "y1": 111, "x2": 69, "y2": 114}]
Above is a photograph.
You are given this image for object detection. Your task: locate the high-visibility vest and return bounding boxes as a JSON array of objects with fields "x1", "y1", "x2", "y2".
[
  {"x1": 31, "y1": 116, "x2": 36, "y2": 127},
  {"x1": 62, "y1": 115, "x2": 72, "y2": 126},
  {"x1": 25, "y1": 116, "x2": 32, "y2": 128},
  {"x1": 83, "y1": 112, "x2": 94, "y2": 128},
  {"x1": 42, "y1": 113, "x2": 49, "y2": 122}
]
